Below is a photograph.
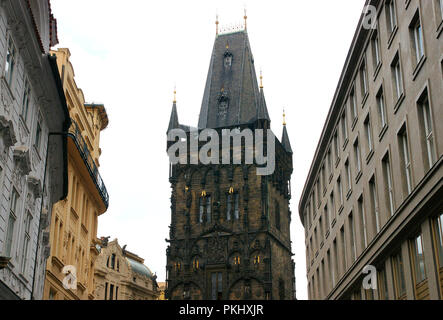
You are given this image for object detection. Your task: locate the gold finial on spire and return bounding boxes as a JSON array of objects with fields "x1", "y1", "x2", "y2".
[
  {"x1": 283, "y1": 109, "x2": 287, "y2": 126},
  {"x1": 244, "y1": 8, "x2": 248, "y2": 30},
  {"x1": 260, "y1": 69, "x2": 263, "y2": 89},
  {"x1": 216, "y1": 12, "x2": 219, "y2": 35},
  {"x1": 173, "y1": 85, "x2": 177, "y2": 103}
]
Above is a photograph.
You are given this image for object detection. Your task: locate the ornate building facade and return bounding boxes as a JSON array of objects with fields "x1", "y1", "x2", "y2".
[
  {"x1": 94, "y1": 238, "x2": 159, "y2": 300},
  {"x1": 43, "y1": 48, "x2": 109, "y2": 300},
  {"x1": 300, "y1": 0, "x2": 443, "y2": 300},
  {"x1": 0, "y1": 0, "x2": 70, "y2": 300},
  {"x1": 165, "y1": 19, "x2": 296, "y2": 300}
]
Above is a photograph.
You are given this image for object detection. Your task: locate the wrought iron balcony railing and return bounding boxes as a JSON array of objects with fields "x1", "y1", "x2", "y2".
[{"x1": 68, "y1": 119, "x2": 109, "y2": 208}]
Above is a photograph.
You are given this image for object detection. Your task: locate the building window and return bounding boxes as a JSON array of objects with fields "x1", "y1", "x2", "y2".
[
  {"x1": 377, "y1": 88, "x2": 387, "y2": 132},
  {"x1": 391, "y1": 53, "x2": 404, "y2": 101},
  {"x1": 358, "y1": 196, "x2": 368, "y2": 249},
  {"x1": 327, "y1": 148, "x2": 333, "y2": 178},
  {"x1": 253, "y1": 255, "x2": 260, "y2": 265},
  {"x1": 411, "y1": 15, "x2": 425, "y2": 65},
  {"x1": 104, "y1": 282, "x2": 108, "y2": 300},
  {"x1": 337, "y1": 176, "x2": 344, "y2": 208},
  {"x1": 392, "y1": 251, "x2": 407, "y2": 299},
  {"x1": 330, "y1": 191, "x2": 335, "y2": 221},
  {"x1": 327, "y1": 249, "x2": 335, "y2": 289},
  {"x1": 211, "y1": 272, "x2": 223, "y2": 300},
  {"x1": 371, "y1": 30, "x2": 382, "y2": 69},
  {"x1": 227, "y1": 193, "x2": 239, "y2": 221},
  {"x1": 369, "y1": 176, "x2": 380, "y2": 234},
  {"x1": 20, "y1": 212, "x2": 32, "y2": 274},
  {"x1": 345, "y1": 160, "x2": 352, "y2": 193},
  {"x1": 199, "y1": 197, "x2": 204, "y2": 223},
  {"x1": 4, "y1": 188, "x2": 19, "y2": 257},
  {"x1": 378, "y1": 266, "x2": 389, "y2": 300},
  {"x1": 364, "y1": 115, "x2": 373, "y2": 156},
  {"x1": 410, "y1": 234, "x2": 427, "y2": 284},
  {"x1": 193, "y1": 257, "x2": 200, "y2": 269},
  {"x1": 350, "y1": 86, "x2": 358, "y2": 122},
  {"x1": 438, "y1": 0, "x2": 443, "y2": 22},
  {"x1": 109, "y1": 284, "x2": 114, "y2": 300},
  {"x1": 340, "y1": 227, "x2": 347, "y2": 274},
  {"x1": 432, "y1": 213, "x2": 443, "y2": 276},
  {"x1": 341, "y1": 111, "x2": 349, "y2": 146},
  {"x1": 321, "y1": 165, "x2": 326, "y2": 193},
  {"x1": 206, "y1": 195, "x2": 212, "y2": 223},
  {"x1": 4, "y1": 37, "x2": 16, "y2": 87},
  {"x1": 333, "y1": 239, "x2": 338, "y2": 286},
  {"x1": 110, "y1": 254, "x2": 116, "y2": 269},
  {"x1": 382, "y1": 153, "x2": 395, "y2": 217},
  {"x1": 360, "y1": 60, "x2": 368, "y2": 98},
  {"x1": 334, "y1": 132, "x2": 340, "y2": 163},
  {"x1": 21, "y1": 79, "x2": 31, "y2": 123},
  {"x1": 386, "y1": 0, "x2": 397, "y2": 34},
  {"x1": 349, "y1": 213, "x2": 357, "y2": 262},
  {"x1": 319, "y1": 216, "x2": 324, "y2": 243},
  {"x1": 324, "y1": 205, "x2": 329, "y2": 231},
  {"x1": 398, "y1": 126, "x2": 413, "y2": 195},
  {"x1": 354, "y1": 139, "x2": 362, "y2": 175},
  {"x1": 418, "y1": 92, "x2": 436, "y2": 170}
]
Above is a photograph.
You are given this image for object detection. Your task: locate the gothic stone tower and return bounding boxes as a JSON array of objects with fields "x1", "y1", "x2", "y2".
[{"x1": 165, "y1": 26, "x2": 295, "y2": 300}]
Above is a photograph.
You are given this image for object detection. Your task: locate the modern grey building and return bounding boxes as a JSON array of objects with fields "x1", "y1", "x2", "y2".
[
  {"x1": 299, "y1": 0, "x2": 443, "y2": 300},
  {"x1": 0, "y1": 0, "x2": 70, "y2": 300}
]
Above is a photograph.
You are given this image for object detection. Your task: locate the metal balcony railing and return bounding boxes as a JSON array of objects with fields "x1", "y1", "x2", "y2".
[{"x1": 68, "y1": 119, "x2": 109, "y2": 208}]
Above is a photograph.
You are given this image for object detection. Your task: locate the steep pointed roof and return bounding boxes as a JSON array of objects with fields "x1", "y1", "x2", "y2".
[
  {"x1": 198, "y1": 30, "x2": 262, "y2": 129},
  {"x1": 167, "y1": 102, "x2": 179, "y2": 133},
  {"x1": 282, "y1": 125, "x2": 293, "y2": 154},
  {"x1": 257, "y1": 87, "x2": 270, "y2": 121}
]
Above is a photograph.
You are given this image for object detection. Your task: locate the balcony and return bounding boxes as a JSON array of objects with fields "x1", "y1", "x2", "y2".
[{"x1": 68, "y1": 119, "x2": 109, "y2": 208}]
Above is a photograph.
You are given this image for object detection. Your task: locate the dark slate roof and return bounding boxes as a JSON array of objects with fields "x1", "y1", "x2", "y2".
[
  {"x1": 282, "y1": 125, "x2": 293, "y2": 154},
  {"x1": 198, "y1": 30, "x2": 262, "y2": 129},
  {"x1": 167, "y1": 102, "x2": 179, "y2": 133}
]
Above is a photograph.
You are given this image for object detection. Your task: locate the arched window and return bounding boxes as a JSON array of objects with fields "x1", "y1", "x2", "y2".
[
  {"x1": 193, "y1": 258, "x2": 199, "y2": 270},
  {"x1": 106, "y1": 256, "x2": 110, "y2": 268},
  {"x1": 111, "y1": 253, "x2": 116, "y2": 269}
]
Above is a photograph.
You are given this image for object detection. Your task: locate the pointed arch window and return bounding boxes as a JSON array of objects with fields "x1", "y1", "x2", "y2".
[{"x1": 227, "y1": 192, "x2": 240, "y2": 221}]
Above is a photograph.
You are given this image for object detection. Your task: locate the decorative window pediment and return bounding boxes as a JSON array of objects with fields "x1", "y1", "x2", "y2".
[
  {"x1": 0, "y1": 114, "x2": 17, "y2": 150},
  {"x1": 27, "y1": 174, "x2": 43, "y2": 198},
  {"x1": 13, "y1": 145, "x2": 32, "y2": 176},
  {"x1": 224, "y1": 51, "x2": 233, "y2": 69}
]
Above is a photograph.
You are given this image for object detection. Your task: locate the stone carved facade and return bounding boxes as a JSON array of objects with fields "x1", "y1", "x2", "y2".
[
  {"x1": 0, "y1": 0, "x2": 69, "y2": 300},
  {"x1": 165, "y1": 26, "x2": 296, "y2": 300},
  {"x1": 94, "y1": 239, "x2": 159, "y2": 300}
]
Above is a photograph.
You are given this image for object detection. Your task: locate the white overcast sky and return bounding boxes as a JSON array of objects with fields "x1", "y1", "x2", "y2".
[{"x1": 51, "y1": 0, "x2": 366, "y2": 300}]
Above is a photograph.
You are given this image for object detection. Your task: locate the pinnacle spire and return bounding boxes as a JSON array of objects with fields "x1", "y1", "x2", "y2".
[
  {"x1": 167, "y1": 90, "x2": 179, "y2": 133},
  {"x1": 281, "y1": 111, "x2": 292, "y2": 154}
]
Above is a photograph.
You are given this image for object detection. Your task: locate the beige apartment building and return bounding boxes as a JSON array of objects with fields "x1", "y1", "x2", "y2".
[
  {"x1": 43, "y1": 48, "x2": 109, "y2": 300},
  {"x1": 299, "y1": 0, "x2": 443, "y2": 300},
  {"x1": 94, "y1": 238, "x2": 159, "y2": 300}
]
